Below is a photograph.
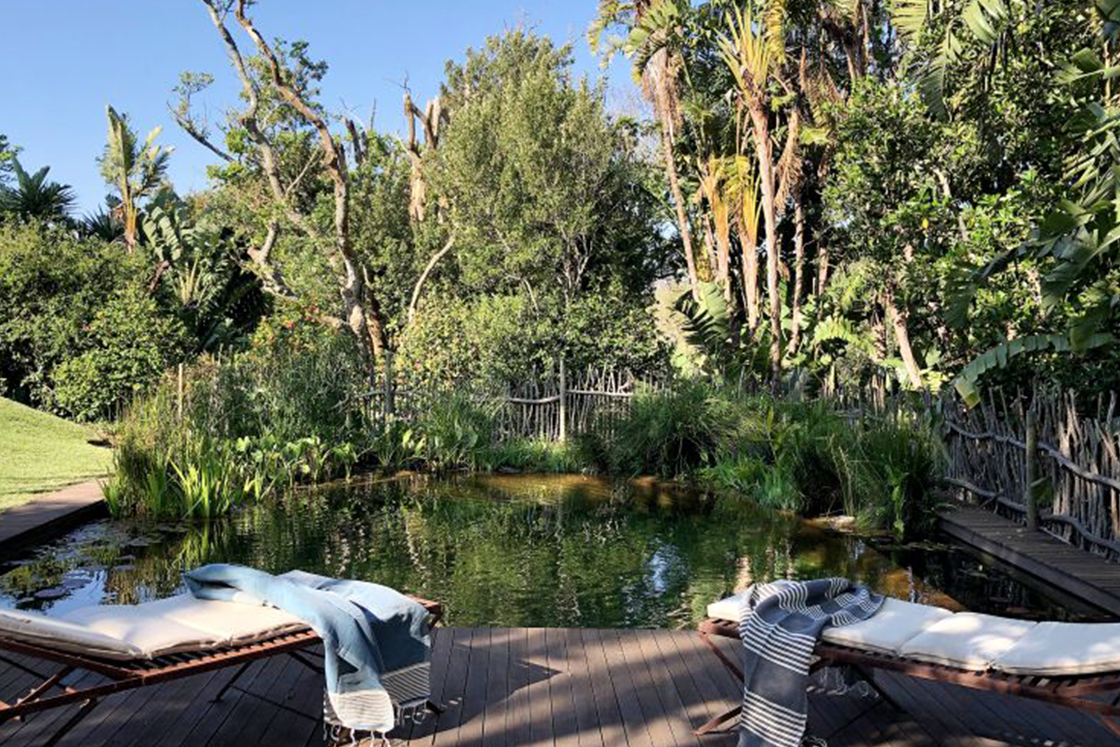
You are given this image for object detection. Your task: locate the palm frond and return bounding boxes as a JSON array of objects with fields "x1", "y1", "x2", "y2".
[
  {"x1": 892, "y1": 0, "x2": 930, "y2": 45},
  {"x1": 0, "y1": 158, "x2": 75, "y2": 222},
  {"x1": 953, "y1": 332, "x2": 1113, "y2": 407}
]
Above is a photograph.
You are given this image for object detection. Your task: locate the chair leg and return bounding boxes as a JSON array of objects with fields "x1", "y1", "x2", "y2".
[
  {"x1": 41, "y1": 698, "x2": 99, "y2": 747},
  {"x1": 695, "y1": 704, "x2": 741, "y2": 736},
  {"x1": 699, "y1": 631, "x2": 744, "y2": 681},
  {"x1": 850, "y1": 665, "x2": 906, "y2": 713}
]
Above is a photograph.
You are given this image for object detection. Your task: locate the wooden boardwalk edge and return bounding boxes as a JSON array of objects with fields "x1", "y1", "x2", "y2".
[
  {"x1": 0, "y1": 480, "x2": 106, "y2": 555},
  {"x1": 939, "y1": 503, "x2": 1120, "y2": 618}
]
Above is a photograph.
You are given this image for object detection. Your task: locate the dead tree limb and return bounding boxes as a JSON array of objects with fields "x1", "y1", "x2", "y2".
[
  {"x1": 408, "y1": 232, "x2": 456, "y2": 323},
  {"x1": 233, "y1": 0, "x2": 388, "y2": 361}
]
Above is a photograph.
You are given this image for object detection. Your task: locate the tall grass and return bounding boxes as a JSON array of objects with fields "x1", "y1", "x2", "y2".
[
  {"x1": 600, "y1": 379, "x2": 944, "y2": 537},
  {"x1": 105, "y1": 332, "x2": 368, "y2": 519},
  {"x1": 606, "y1": 378, "x2": 738, "y2": 477}
]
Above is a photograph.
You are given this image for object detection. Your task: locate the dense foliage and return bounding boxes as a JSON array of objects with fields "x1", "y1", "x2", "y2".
[{"x1": 592, "y1": 0, "x2": 1120, "y2": 401}]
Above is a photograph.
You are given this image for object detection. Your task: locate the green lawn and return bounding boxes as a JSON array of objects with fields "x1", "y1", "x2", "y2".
[{"x1": 0, "y1": 397, "x2": 112, "y2": 511}]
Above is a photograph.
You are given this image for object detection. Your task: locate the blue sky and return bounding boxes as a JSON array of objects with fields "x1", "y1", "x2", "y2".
[{"x1": 2, "y1": 1, "x2": 638, "y2": 214}]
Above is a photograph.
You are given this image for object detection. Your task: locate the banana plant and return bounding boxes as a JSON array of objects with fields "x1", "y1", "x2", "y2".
[
  {"x1": 950, "y1": 42, "x2": 1120, "y2": 405},
  {"x1": 99, "y1": 105, "x2": 173, "y2": 250},
  {"x1": 892, "y1": 0, "x2": 1015, "y2": 120}
]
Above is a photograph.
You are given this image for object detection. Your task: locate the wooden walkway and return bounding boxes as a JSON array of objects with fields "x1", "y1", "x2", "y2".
[
  {"x1": 0, "y1": 481, "x2": 104, "y2": 553},
  {"x1": 941, "y1": 503, "x2": 1120, "y2": 617},
  {"x1": 1, "y1": 627, "x2": 1116, "y2": 747}
]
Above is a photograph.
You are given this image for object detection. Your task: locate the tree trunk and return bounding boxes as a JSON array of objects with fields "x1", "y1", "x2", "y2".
[
  {"x1": 712, "y1": 208, "x2": 732, "y2": 303},
  {"x1": 234, "y1": 0, "x2": 388, "y2": 372},
  {"x1": 815, "y1": 244, "x2": 830, "y2": 298},
  {"x1": 884, "y1": 290, "x2": 924, "y2": 389},
  {"x1": 659, "y1": 120, "x2": 700, "y2": 299},
  {"x1": 738, "y1": 225, "x2": 761, "y2": 331},
  {"x1": 787, "y1": 195, "x2": 805, "y2": 355},
  {"x1": 701, "y1": 215, "x2": 717, "y2": 284},
  {"x1": 749, "y1": 103, "x2": 782, "y2": 380}
]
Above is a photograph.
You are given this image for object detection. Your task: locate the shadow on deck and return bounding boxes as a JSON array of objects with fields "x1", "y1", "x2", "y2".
[{"x1": 1, "y1": 627, "x2": 1116, "y2": 747}]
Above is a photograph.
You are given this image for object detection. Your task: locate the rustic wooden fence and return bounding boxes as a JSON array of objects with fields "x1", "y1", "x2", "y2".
[
  {"x1": 363, "y1": 363, "x2": 1120, "y2": 561},
  {"x1": 364, "y1": 363, "x2": 665, "y2": 442},
  {"x1": 941, "y1": 390, "x2": 1120, "y2": 561}
]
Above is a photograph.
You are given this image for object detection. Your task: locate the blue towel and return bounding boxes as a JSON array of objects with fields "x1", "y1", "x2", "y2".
[{"x1": 184, "y1": 564, "x2": 431, "y2": 734}]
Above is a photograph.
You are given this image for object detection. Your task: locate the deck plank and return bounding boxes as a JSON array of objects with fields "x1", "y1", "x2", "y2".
[
  {"x1": 429, "y1": 626, "x2": 475, "y2": 747},
  {"x1": 1, "y1": 627, "x2": 1116, "y2": 747},
  {"x1": 524, "y1": 628, "x2": 554, "y2": 747},
  {"x1": 543, "y1": 628, "x2": 578, "y2": 747},
  {"x1": 577, "y1": 629, "x2": 625, "y2": 747}
]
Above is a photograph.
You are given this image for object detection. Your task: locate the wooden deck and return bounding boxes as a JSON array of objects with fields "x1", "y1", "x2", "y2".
[
  {"x1": 1, "y1": 627, "x2": 1117, "y2": 747},
  {"x1": 941, "y1": 503, "x2": 1120, "y2": 617},
  {"x1": 0, "y1": 481, "x2": 105, "y2": 553}
]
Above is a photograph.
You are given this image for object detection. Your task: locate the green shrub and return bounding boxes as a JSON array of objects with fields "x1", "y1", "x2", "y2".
[
  {"x1": 611, "y1": 379, "x2": 944, "y2": 536},
  {"x1": 103, "y1": 329, "x2": 369, "y2": 518},
  {"x1": 771, "y1": 402, "x2": 847, "y2": 515},
  {"x1": 52, "y1": 285, "x2": 189, "y2": 421},
  {"x1": 829, "y1": 415, "x2": 944, "y2": 538},
  {"x1": 606, "y1": 378, "x2": 737, "y2": 477},
  {"x1": 0, "y1": 221, "x2": 186, "y2": 420},
  {"x1": 410, "y1": 393, "x2": 498, "y2": 472}
]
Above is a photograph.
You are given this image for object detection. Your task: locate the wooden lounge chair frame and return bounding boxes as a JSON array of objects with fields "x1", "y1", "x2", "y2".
[
  {"x1": 696, "y1": 616, "x2": 1120, "y2": 739},
  {"x1": 0, "y1": 595, "x2": 443, "y2": 747}
]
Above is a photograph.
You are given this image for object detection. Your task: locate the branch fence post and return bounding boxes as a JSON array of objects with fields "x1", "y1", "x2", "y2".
[
  {"x1": 558, "y1": 358, "x2": 567, "y2": 442},
  {"x1": 1025, "y1": 406, "x2": 1039, "y2": 530}
]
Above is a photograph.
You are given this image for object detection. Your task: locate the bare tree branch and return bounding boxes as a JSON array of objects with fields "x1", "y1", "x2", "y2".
[
  {"x1": 167, "y1": 98, "x2": 233, "y2": 162},
  {"x1": 233, "y1": 0, "x2": 388, "y2": 360},
  {"x1": 408, "y1": 232, "x2": 456, "y2": 323}
]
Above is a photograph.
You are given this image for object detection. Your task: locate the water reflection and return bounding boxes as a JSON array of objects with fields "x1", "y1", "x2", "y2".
[{"x1": 0, "y1": 474, "x2": 1107, "y2": 626}]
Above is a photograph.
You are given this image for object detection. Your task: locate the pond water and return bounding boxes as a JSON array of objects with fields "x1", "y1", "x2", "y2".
[{"x1": 0, "y1": 474, "x2": 1108, "y2": 627}]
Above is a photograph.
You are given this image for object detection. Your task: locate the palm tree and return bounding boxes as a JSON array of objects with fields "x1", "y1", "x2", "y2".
[
  {"x1": 720, "y1": 1, "x2": 789, "y2": 380},
  {"x1": 590, "y1": 0, "x2": 702, "y2": 299},
  {"x1": 0, "y1": 159, "x2": 75, "y2": 223},
  {"x1": 99, "y1": 106, "x2": 172, "y2": 250},
  {"x1": 80, "y1": 206, "x2": 125, "y2": 243}
]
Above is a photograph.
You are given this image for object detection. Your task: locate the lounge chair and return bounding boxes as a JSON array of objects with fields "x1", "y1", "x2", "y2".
[
  {"x1": 0, "y1": 591, "x2": 442, "y2": 746},
  {"x1": 697, "y1": 592, "x2": 1120, "y2": 738}
]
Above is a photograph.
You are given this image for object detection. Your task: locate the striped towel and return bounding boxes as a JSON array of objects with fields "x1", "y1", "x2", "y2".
[{"x1": 737, "y1": 578, "x2": 883, "y2": 747}]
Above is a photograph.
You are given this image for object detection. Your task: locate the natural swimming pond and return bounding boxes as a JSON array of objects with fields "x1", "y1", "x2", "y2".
[{"x1": 0, "y1": 474, "x2": 1108, "y2": 626}]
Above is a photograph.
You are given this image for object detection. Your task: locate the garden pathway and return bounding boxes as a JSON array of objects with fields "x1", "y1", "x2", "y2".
[
  {"x1": 0, "y1": 480, "x2": 104, "y2": 551},
  {"x1": 0, "y1": 626, "x2": 1115, "y2": 747}
]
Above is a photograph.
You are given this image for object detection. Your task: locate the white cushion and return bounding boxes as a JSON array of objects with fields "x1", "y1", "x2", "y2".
[
  {"x1": 138, "y1": 594, "x2": 306, "y2": 644},
  {"x1": 0, "y1": 608, "x2": 142, "y2": 660},
  {"x1": 59, "y1": 604, "x2": 226, "y2": 657},
  {"x1": 707, "y1": 592, "x2": 748, "y2": 622},
  {"x1": 822, "y1": 598, "x2": 953, "y2": 656},
  {"x1": 993, "y1": 622, "x2": 1120, "y2": 675},
  {"x1": 898, "y1": 612, "x2": 1037, "y2": 670},
  {"x1": 58, "y1": 595, "x2": 309, "y2": 658}
]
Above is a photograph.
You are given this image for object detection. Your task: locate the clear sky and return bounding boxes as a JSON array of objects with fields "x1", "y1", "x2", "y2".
[{"x1": 2, "y1": 1, "x2": 639, "y2": 214}]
